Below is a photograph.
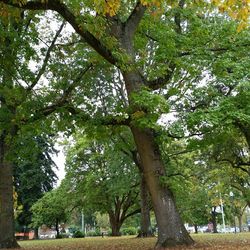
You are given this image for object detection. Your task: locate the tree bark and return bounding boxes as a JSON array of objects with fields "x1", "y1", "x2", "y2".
[
  {"x1": 211, "y1": 208, "x2": 218, "y2": 233},
  {"x1": 120, "y1": 59, "x2": 193, "y2": 247},
  {"x1": 55, "y1": 219, "x2": 60, "y2": 238},
  {"x1": 137, "y1": 174, "x2": 153, "y2": 237},
  {"x1": 238, "y1": 215, "x2": 242, "y2": 232},
  {"x1": 108, "y1": 212, "x2": 122, "y2": 236},
  {"x1": 33, "y1": 227, "x2": 39, "y2": 239},
  {"x1": 132, "y1": 152, "x2": 153, "y2": 238},
  {"x1": 0, "y1": 145, "x2": 20, "y2": 248},
  {"x1": 130, "y1": 127, "x2": 194, "y2": 248},
  {"x1": 194, "y1": 224, "x2": 198, "y2": 234}
]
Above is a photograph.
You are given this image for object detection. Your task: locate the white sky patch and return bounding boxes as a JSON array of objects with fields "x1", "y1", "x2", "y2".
[
  {"x1": 52, "y1": 143, "x2": 66, "y2": 187},
  {"x1": 158, "y1": 112, "x2": 177, "y2": 127}
]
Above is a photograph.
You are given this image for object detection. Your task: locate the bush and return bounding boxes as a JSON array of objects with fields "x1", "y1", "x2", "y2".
[
  {"x1": 86, "y1": 228, "x2": 103, "y2": 237},
  {"x1": 56, "y1": 234, "x2": 63, "y2": 239},
  {"x1": 121, "y1": 227, "x2": 137, "y2": 236},
  {"x1": 73, "y1": 230, "x2": 85, "y2": 238}
]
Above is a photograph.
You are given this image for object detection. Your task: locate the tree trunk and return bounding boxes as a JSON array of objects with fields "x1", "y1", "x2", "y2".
[
  {"x1": 108, "y1": 213, "x2": 121, "y2": 236},
  {"x1": 238, "y1": 215, "x2": 242, "y2": 232},
  {"x1": 194, "y1": 224, "x2": 198, "y2": 234},
  {"x1": 211, "y1": 209, "x2": 218, "y2": 233},
  {"x1": 137, "y1": 174, "x2": 153, "y2": 237},
  {"x1": 130, "y1": 127, "x2": 194, "y2": 248},
  {"x1": 33, "y1": 227, "x2": 39, "y2": 239},
  {"x1": 55, "y1": 219, "x2": 60, "y2": 238},
  {"x1": 0, "y1": 161, "x2": 20, "y2": 248},
  {"x1": 237, "y1": 123, "x2": 250, "y2": 149},
  {"x1": 121, "y1": 66, "x2": 193, "y2": 248}
]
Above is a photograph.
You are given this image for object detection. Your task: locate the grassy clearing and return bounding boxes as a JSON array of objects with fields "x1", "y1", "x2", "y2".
[{"x1": 15, "y1": 233, "x2": 250, "y2": 250}]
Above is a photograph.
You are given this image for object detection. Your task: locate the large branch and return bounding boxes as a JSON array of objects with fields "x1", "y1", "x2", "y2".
[
  {"x1": 123, "y1": 1, "x2": 146, "y2": 38},
  {"x1": 174, "y1": 0, "x2": 185, "y2": 34},
  {"x1": 28, "y1": 63, "x2": 93, "y2": 121},
  {"x1": 145, "y1": 63, "x2": 175, "y2": 90},
  {"x1": 179, "y1": 43, "x2": 250, "y2": 57},
  {"x1": 27, "y1": 21, "x2": 65, "y2": 91},
  {"x1": 0, "y1": 0, "x2": 117, "y2": 65},
  {"x1": 65, "y1": 105, "x2": 130, "y2": 127}
]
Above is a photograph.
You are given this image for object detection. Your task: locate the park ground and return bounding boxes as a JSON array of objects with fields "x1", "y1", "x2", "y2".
[{"x1": 15, "y1": 233, "x2": 250, "y2": 250}]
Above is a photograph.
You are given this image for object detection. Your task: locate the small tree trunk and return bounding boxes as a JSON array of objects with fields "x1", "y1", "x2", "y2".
[
  {"x1": 0, "y1": 161, "x2": 20, "y2": 248},
  {"x1": 238, "y1": 215, "x2": 242, "y2": 232},
  {"x1": 211, "y1": 209, "x2": 218, "y2": 233},
  {"x1": 138, "y1": 174, "x2": 153, "y2": 237},
  {"x1": 194, "y1": 224, "x2": 198, "y2": 234},
  {"x1": 55, "y1": 219, "x2": 60, "y2": 237},
  {"x1": 33, "y1": 227, "x2": 39, "y2": 239}
]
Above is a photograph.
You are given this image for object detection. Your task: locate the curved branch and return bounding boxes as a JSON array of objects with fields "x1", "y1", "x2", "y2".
[
  {"x1": 28, "y1": 21, "x2": 65, "y2": 91},
  {"x1": 0, "y1": 0, "x2": 117, "y2": 65},
  {"x1": 145, "y1": 64, "x2": 175, "y2": 90},
  {"x1": 124, "y1": 1, "x2": 146, "y2": 38},
  {"x1": 27, "y1": 63, "x2": 93, "y2": 122}
]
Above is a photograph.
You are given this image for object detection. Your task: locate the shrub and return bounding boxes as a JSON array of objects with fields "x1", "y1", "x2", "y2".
[
  {"x1": 121, "y1": 227, "x2": 137, "y2": 236},
  {"x1": 73, "y1": 230, "x2": 85, "y2": 238},
  {"x1": 85, "y1": 229, "x2": 102, "y2": 237},
  {"x1": 56, "y1": 234, "x2": 63, "y2": 239}
]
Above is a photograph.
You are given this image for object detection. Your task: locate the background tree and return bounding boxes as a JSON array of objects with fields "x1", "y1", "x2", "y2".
[
  {"x1": 31, "y1": 188, "x2": 68, "y2": 238},
  {"x1": 0, "y1": 6, "x2": 93, "y2": 247},
  {"x1": 63, "y1": 131, "x2": 141, "y2": 236},
  {"x1": 13, "y1": 134, "x2": 58, "y2": 237}
]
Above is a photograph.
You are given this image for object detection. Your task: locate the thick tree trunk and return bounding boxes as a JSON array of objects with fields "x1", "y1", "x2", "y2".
[
  {"x1": 137, "y1": 175, "x2": 153, "y2": 237},
  {"x1": 0, "y1": 162, "x2": 20, "y2": 248},
  {"x1": 121, "y1": 68, "x2": 193, "y2": 248},
  {"x1": 108, "y1": 213, "x2": 122, "y2": 236},
  {"x1": 131, "y1": 127, "x2": 194, "y2": 248}
]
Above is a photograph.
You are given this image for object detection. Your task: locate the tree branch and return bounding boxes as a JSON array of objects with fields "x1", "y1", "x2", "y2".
[
  {"x1": 174, "y1": 0, "x2": 185, "y2": 34},
  {"x1": 29, "y1": 63, "x2": 93, "y2": 120},
  {"x1": 0, "y1": 0, "x2": 117, "y2": 65},
  {"x1": 216, "y1": 158, "x2": 250, "y2": 176},
  {"x1": 145, "y1": 63, "x2": 175, "y2": 90},
  {"x1": 123, "y1": 207, "x2": 141, "y2": 221},
  {"x1": 28, "y1": 21, "x2": 65, "y2": 91},
  {"x1": 65, "y1": 105, "x2": 130, "y2": 127},
  {"x1": 123, "y1": 1, "x2": 146, "y2": 39},
  {"x1": 179, "y1": 43, "x2": 250, "y2": 57}
]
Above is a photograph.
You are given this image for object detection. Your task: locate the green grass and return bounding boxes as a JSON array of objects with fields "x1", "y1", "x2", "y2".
[{"x1": 16, "y1": 233, "x2": 250, "y2": 250}]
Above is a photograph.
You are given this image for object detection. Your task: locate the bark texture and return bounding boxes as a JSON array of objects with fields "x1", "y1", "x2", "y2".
[
  {"x1": 138, "y1": 174, "x2": 153, "y2": 237},
  {"x1": 211, "y1": 208, "x2": 218, "y2": 233},
  {"x1": 0, "y1": 161, "x2": 19, "y2": 248},
  {"x1": 108, "y1": 211, "x2": 122, "y2": 236},
  {"x1": 130, "y1": 127, "x2": 194, "y2": 248},
  {"x1": 132, "y1": 152, "x2": 153, "y2": 238}
]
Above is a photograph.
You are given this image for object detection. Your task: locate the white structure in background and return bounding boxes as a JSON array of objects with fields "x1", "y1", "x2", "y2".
[{"x1": 219, "y1": 193, "x2": 226, "y2": 233}]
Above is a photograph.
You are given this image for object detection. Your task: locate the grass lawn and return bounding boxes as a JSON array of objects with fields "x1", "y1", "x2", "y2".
[{"x1": 16, "y1": 233, "x2": 250, "y2": 250}]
